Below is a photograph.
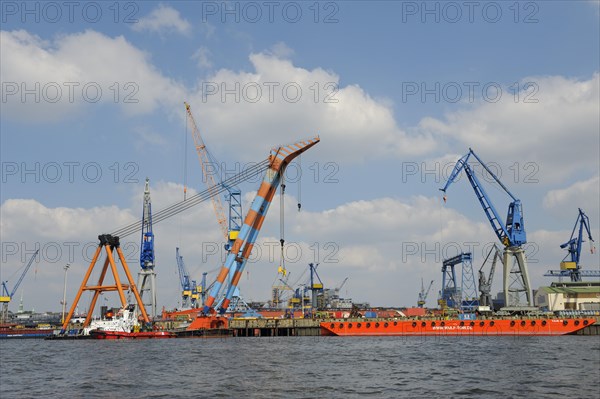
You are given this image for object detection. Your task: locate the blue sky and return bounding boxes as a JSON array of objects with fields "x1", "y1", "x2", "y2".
[{"x1": 1, "y1": 1, "x2": 599, "y2": 312}]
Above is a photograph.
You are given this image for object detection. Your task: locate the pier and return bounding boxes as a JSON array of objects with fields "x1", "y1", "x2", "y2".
[{"x1": 229, "y1": 318, "x2": 322, "y2": 337}]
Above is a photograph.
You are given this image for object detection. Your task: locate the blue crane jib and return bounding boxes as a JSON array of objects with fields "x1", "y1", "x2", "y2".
[
  {"x1": 440, "y1": 149, "x2": 526, "y2": 247},
  {"x1": 176, "y1": 247, "x2": 199, "y2": 307},
  {"x1": 561, "y1": 208, "x2": 594, "y2": 266},
  {"x1": 1, "y1": 249, "x2": 40, "y2": 301},
  {"x1": 443, "y1": 252, "x2": 472, "y2": 267},
  {"x1": 544, "y1": 208, "x2": 597, "y2": 282}
]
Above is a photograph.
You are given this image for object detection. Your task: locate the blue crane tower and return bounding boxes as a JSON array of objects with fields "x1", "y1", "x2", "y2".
[
  {"x1": 0, "y1": 249, "x2": 39, "y2": 322},
  {"x1": 544, "y1": 208, "x2": 598, "y2": 282},
  {"x1": 136, "y1": 178, "x2": 158, "y2": 318},
  {"x1": 176, "y1": 247, "x2": 199, "y2": 309},
  {"x1": 439, "y1": 253, "x2": 478, "y2": 313},
  {"x1": 441, "y1": 148, "x2": 532, "y2": 307}
]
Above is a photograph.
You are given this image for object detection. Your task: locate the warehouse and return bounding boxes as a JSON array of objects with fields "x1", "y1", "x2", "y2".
[{"x1": 535, "y1": 282, "x2": 600, "y2": 311}]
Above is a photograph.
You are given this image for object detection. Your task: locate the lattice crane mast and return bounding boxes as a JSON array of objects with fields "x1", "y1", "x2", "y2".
[
  {"x1": 1, "y1": 249, "x2": 39, "y2": 322},
  {"x1": 417, "y1": 279, "x2": 434, "y2": 308},
  {"x1": 184, "y1": 102, "x2": 242, "y2": 250},
  {"x1": 441, "y1": 148, "x2": 532, "y2": 307},
  {"x1": 136, "y1": 178, "x2": 158, "y2": 318},
  {"x1": 140, "y1": 178, "x2": 155, "y2": 270},
  {"x1": 202, "y1": 137, "x2": 320, "y2": 315},
  {"x1": 544, "y1": 208, "x2": 598, "y2": 282}
]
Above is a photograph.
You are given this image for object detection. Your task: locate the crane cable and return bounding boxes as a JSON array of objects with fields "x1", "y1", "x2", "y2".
[
  {"x1": 111, "y1": 159, "x2": 269, "y2": 238},
  {"x1": 297, "y1": 155, "x2": 302, "y2": 212},
  {"x1": 179, "y1": 111, "x2": 189, "y2": 247},
  {"x1": 184, "y1": 111, "x2": 188, "y2": 201},
  {"x1": 279, "y1": 172, "x2": 286, "y2": 277}
]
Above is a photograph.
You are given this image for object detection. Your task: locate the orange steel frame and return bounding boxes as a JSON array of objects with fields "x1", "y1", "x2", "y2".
[{"x1": 60, "y1": 234, "x2": 150, "y2": 333}]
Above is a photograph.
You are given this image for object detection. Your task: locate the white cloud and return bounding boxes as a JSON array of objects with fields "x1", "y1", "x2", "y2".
[
  {"x1": 131, "y1": 4, "x2": 191, "y2": 36},
  {"x1": 419, "y1": 74, "x2": 600, "y2": 184},
  {"x1": 3, "y1": 27, "x2": 598, "y2": 177},
  {"x1": 1, "y1": 29, "x2": 186, "y2": 121},
  {"x1": 268, "y1": 42, "x2": 295, "y2": 58},
  {"x1": 2, "y1": 30, "x2": 433, "y2": 165},
  {"x1": 132, "y1": 125, "x2": 170, "y2": 150},
  {"x1": 543, "y1": 175, "x2": 600, "y2": 217},
  {"x1": 187, "y1": 52, "x2": 436, "y2": 163},
  {"x1": 192, "y1": 46, "x2": 212, "y2": 69}
]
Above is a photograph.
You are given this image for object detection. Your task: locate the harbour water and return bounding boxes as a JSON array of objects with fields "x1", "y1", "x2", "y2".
[{"x1": 1, "y1": 336, "x2": 599, "y2": 398}]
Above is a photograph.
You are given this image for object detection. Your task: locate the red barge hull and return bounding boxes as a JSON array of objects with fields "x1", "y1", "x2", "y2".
[{"x1": 321, "y1": 318, "x2": 596, "y2": 336}]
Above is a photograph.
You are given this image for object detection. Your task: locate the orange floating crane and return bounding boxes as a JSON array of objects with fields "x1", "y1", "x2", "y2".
[
  {"x1": 203, "y1": 137, "x2": 320, "y2": 315},
  {"x1": 59, "y1": 234, "x2": 150, "y2": 334}
]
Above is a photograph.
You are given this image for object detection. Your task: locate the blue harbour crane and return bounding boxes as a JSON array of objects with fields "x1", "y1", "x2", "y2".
[
  {"x1": 136, "y1": 178, "x2": 158, "y2": 318},
  {"x1": 441, "y1": 148, "x2": 532, "y2": 307},
  {"x1": 176, "y1": 247, "x2": 199, "y2": 309},
  {"x1": 0, "y1": 249, "x2": 39, "y2": 322},
  {"x1": 544, "y1": 208, "x2": 598, "y2": 282}
]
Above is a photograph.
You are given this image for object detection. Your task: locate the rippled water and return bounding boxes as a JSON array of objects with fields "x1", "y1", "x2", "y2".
[{"x1": 1, "y1": 336, "x2": 599, "y2": 398}]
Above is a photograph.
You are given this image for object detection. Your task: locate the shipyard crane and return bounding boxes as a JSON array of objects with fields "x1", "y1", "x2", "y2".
[
  {"x1": 478, "y1": 244, "x2": 502, "y2": 309},
  {"x1": 184, "y1": 102, "x2": 242, "y2": 250},
  {"x1": 544, "y1": 208, "x2": 598, "y2": 282},
  {"x1": 417, "y1": 279, "x2": 434, "y2": 308},
  {"x1": 176, "y1": 247, "x2": 199, "y2": 309},
  {"x1": 278, "y1": 278, "x2": 302, "y2": 307},
  {"x1": 0, "y1": 250, "x2": 39, "y2": 322},
  {"x1": 308, "y1": 263, "x2": 324, "y2": 309},
  {"x1": 271, "y1": 270, "x2": 293, "y2": 308},
  {"x1": 335, "y1": 277, "x2": 349, "y2": 298},
  {"x1": 440, "y1": 253, "x2": 477, "y2": 311},
  {"x1": 441, "y1": 148, "x2": 532, "y2": 307},
  {"x1": 185, "y1": 101, "x2": 244, "y2": 309},
  {"x1": 136, "y1": 178, "x2": 158, "y2": 318},
  {"x1": 202, "y1": 137, "x2": 320, "y2": 315},
  {"x1": 200, "y1": 272, "x2": 208, "y2": 307}
]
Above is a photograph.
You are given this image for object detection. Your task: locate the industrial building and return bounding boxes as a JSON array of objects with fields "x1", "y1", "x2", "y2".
[{"x1": 535, "y1": 282, "x2": 600, "y2": 311}]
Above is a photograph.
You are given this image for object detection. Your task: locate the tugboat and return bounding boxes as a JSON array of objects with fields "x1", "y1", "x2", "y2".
[{"x1": 86, "y1": 306, "x2": 176, "y2": 339}]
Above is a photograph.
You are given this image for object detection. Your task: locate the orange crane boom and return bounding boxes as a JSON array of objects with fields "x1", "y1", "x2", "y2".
[{"x1": 184, "y1": 102, "x2": 229, "y2": 239}]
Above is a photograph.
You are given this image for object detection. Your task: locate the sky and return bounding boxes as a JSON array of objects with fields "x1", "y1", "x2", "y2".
[{"x1": 1, "y1": 0, "x2": 599, "y2": 314}]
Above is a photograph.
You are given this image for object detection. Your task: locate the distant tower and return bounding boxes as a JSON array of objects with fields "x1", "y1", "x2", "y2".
[{"x1": 137, "y1": 178, "x2": 157, "y2": 319}]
